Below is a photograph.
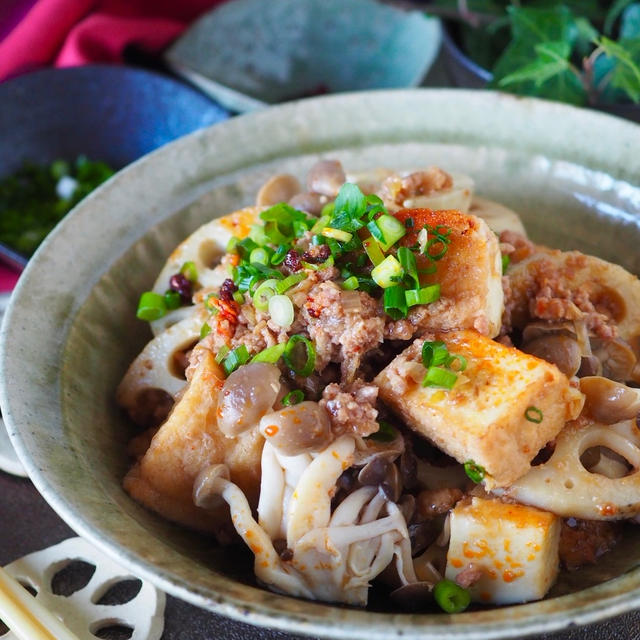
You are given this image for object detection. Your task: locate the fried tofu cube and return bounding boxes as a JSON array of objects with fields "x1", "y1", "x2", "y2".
[
  {"x1": 445, "y1": 497, "x2": 561, "y2": 604},
  {"x1": 123, "y1": 349, "x2": 264, "y2": 533},
  {"x1": 393, "y1": 209, "x2": 503, "y2": 337},
  {"x1": 374, "y1": 330, "x2": 584, "y2": 487}
]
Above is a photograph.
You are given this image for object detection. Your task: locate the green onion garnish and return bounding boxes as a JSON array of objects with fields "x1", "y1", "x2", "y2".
[
  {"x1": 233, "y1": 291, "x2": 245, "y2": 305},
  {"x1": 502, "y1": 254, "x2": 510, "y2": 274},
  {"x1": 321, "y1": 227, "x2": 353, "y2": 242},
  {"x1": 268, "y1": 294, "x2": 295, "y2": 328},
  {"x1": 283, "y1": 335, "x2": 316, "y2": 376},
  {"x1": 301, "y1": 255, "x2": 335, "y2": 271},
  {"x1": 222, "y1": 345, "x2": 251, "y2": 376},
  {"x1": 363, "y1": 236, "x2": 385, "y2": 266},
  {"x1": 464, "y1": 460, "x2": 486, "y2": 484},
  {"x1": 433, "y1": 579, "x2": 471, "y2": 614},
  {"x1": 383, "y1": 285, "x2": 408, "y2": 320},
  {"x1": 253, "y1": 278, "x2": 279, "y2": 311},
  {"x1": 423, "y1": 366, "x2": 458, "y2": 389},
  {"x1": 250, "y1": 247, "x2": 270, "y2": 265},
  {"x1": 163, "y1": 290, "x2": 181, "y2": 310},
  {"x1": 310, "y1": 214, "x2": 332, "y2": 235},
  {"x1": 404, "y1": 217, "x2": 415, "y2": 228},
  {"x1": 447, "y1": 353, "x2": 467, "y2": 372},
  {"x1": 204, "y1": 293, "x2": 219, "y2": 313},
  {"x1": 215, "y1": 344, "x2": 230, "y2": 364},
  {"x1": 282, "y1": 389, "x2": 305, "y2": 406},
  {"x1": 422, "y1": 341, "x2": 450, "y2": 368},
  {"x1": 371, "y1": 254, "x2": 404, "y2": 289},
  {"x1": 405, "y1": 284, "x2": 441, "y2": 307},
  {"x1": 525, "y1": 406, "x2": 543, "y2": 423},
  {"x1": 370, "y1": 214, "x2": 406, "y2": 251},
  {"x1": 423, "y1": 224, "x2": 452, "y2": 261},
  {"x1": 200, "y1": 322, "x2": 212, "y2": 339},
  {"x1": 342, "y1": 276, "x2": 359, "y2": 290},
  {"x1": 251, "y1": 342, "x2": 286, "y2": 363},
  {"x1": 136, "y1": 291, "x2": 166, "y2": 321},
  {"x1": 270, "y1": 244, "x2": 288, "y2": 265},
  {"x1": 180, "y1": 261, "x2": 198, "y2": 283},
  {"x1": 397, "y1": 246, "x2": 419, "y2": 288},
  {"x1": 276, "y1": 272, "x2": 306, "y2": 294}
]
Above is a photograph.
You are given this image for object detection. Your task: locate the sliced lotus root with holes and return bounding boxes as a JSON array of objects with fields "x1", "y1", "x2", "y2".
[
  {"x1": 3, "y1": 537, "x2": 165, "y2": 640},
  {"x1": 149, "y1": 206, "x2": 262, "y2": 336},
  {"x1": 502, "y1": 418, "x2": 640, "y2": 520},
  {"x1": 116, "y1": 312, "x2": 206, "y2": 427},
  {"x1": 505, "y1": 250, "x2": 640, "y2": 346}
]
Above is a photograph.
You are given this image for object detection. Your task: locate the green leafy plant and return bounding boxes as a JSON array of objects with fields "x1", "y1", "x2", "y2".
[{"x1": 429, "y1": 0, "x2": 640, "y2": 106}]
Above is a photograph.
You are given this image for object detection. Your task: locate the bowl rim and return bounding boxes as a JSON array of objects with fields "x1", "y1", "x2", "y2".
[{"x1": 2, "y1": 88, "x2": 640, "y2": 639}]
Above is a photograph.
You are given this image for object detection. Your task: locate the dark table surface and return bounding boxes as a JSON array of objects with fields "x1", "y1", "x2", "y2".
[{"x1": 1, "y1": 470, "x2": 639, "y2": 640}]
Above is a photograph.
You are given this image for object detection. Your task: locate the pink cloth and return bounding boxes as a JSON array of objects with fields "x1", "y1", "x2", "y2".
[
  {"x1": 0, "y1": 0, "x2": 226, "y2": 81},
  {"x1": 0, "y1": 265, "x2": 20, "y2": 292}
]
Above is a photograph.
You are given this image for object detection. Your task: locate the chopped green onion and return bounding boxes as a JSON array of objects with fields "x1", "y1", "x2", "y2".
[
  {"x1": 433, "y1": 579, "x2": 471, "y2": 614},
  {"x1": 136, "y1": 292, "x2": 166, "y2": 321},
  {"x1": 249, "y1": 223, "x2": 270, "y2": 246},
  {"x1": 310, "y1": 214, "x2": 331, "y2": 235},
  {"x1": 422, "y1": 341, "x2": 450, "y2": 368},
  {"x1": 423, "y1": 366, "x2": 458, "y2": 389},
  {"x1": 180, "y1": 261, "x2": 198, "y2": 283},
  {"x1": 301, "y1": 255, "x2": 334, "y2": 271},
  {"x1": 233, "y1": 291, "x2": 245, "y2": 305},
  {"x1": 270, "y1": 244, "x2": 288, "y2": 265},
  {"x1": 371, "y1": 214, "x2": 406, "y2": 250},
  {"x1": 525, "y1": 406, "x2": 543, "y2": 423},
  {"x1": 423, "y1": 224, "x2": 452, "y2": 261},
  {"x1": 250, "y1": 247, "x2": 270, "y2": 265},
  {"x1": 283, "y1": 335, "x2": 316, "y2": 376},
  {"x1": 263, "y1": 220, "x2": 289, "y2": 245},
  {"x1": 204, "y1": 292, "x2": 219, "y2": 313},
  {"x1": 215, "y1": 345, "x2": 230, "y2": 364},
  {"x1": 163, "y1": 290, "x2": 181, "y2": 310},
  {"x1": 398, "y1": 246, "x2": 419, "y2": 288},
  {"x1": 363, "y1": 236, "x2": 385, "y2": 266},
  {"x1": 405, "y1": 284, "x2": 441, "y2": 307},
  {"x1": 464, "y1": 460, "x2": 486, "y2": 483},
  {"x1": 502, "y1": 254, "x2": 511, "y2": 274},
  {"x1": 321, "y1": 227, "x2": 353, "y2": 242},
  {"x1": 342, "y1": 276, "x2": 360, "y2": 290},
  {"x1": 447, "y1": 353, "x2": 467, "y2": 372},
  {"x1": 371, "y1": 255, "x2": 404, "y2": 288},
  {"x1": 253, "y1": 278, "x2": 279, "y2": 311},
  {"x1": 404, "y1": 217, "x2": 415, "y2": 228},
  {"x1": 200, "y1": 322, "x2": 212, "y2": 339},
  {"x1": 276, "y1": 272, "x2": 306, "y2": 293},
  {"x1": 367, "y1": 421, "x2": 396, "y2": 442},
  {"x1": 251, "y1": 342, "x2": 286, "y2": 363},
  {"x1": 268, "y1": 294, "x2": 294, "y2": 327},
  {"x1": 383, "y1": 285, "x2": 408, "y2": 320},
  {"x1": 226, "y1": 236, "x2": 239, "y2": 253},
  {"x1": 222, "y1": 345, "x2": 251, "y2": 376},
  {"x1": 282, "y1": 389, "x2": 305, "y2": 406}
]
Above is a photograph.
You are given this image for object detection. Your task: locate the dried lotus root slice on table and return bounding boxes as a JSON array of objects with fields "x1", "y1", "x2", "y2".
[
  {"x1": 502, "y1": 417, "x2": 640, "y2": 520},
  {"x1": 3, "y1": 537, "x2": 165, "y2": 640}
]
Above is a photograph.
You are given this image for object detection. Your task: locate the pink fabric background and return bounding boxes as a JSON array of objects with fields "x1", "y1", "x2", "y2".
[{"x1": 0, "y1": 0, "x2": 226, "y2": 81}]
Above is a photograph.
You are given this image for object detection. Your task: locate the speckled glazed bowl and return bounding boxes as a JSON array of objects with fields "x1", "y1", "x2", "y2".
[{"x1": 2, "y1": 90, "x2": 640, "y2": 639}]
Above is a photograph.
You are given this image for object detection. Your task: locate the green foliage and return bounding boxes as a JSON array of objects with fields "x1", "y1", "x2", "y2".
[{"x1": 432, "y1": 0, "x2": 640, "y2": 106}]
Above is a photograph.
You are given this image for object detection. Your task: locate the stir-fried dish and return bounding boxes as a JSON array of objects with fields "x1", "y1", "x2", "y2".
[{"x1": 117, "y1": 160, "x2": 640, "y2": 613}]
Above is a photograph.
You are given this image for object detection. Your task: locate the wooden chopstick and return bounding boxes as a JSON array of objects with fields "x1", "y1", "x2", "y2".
[{"x1": 0, "y1": 565, "x2": 81, "y2": 640}]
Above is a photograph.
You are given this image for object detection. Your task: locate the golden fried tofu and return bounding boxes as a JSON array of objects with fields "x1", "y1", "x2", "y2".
[
  {"x1": 123, "y1": 349, "x2": 264, "y2": 533},
  {"x1": 375, "y1": 330, "x2": 584, "y2": 488},
  {"x1": 446, "y1": 497, "x2": 561, "y2": 604},
  {"x1": 393, "y1": 209, "x2": 503, "y2": 337}
]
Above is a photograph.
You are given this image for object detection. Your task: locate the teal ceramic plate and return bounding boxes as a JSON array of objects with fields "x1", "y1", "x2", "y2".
[{"x1": 2, "y1": 90, "x2": 640, "y2": 639}]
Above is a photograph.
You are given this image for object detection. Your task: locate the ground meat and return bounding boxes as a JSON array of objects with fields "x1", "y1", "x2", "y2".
[
  {"x1": 454, "y1": 563, "x2": 483, "y2": 589},
  {"x1": 302, "y1": 281, "x2": 385, "y2": 381},
  {"x1": 416, "y1": 488, "x2": 464, "y2": 519},
  {"x1": 302, "y1": 244, "x2": 331, "y2": 264},
  {"x1": 499, "y1": 229, "x2": 536, "y2": 264},
  {"x1": 320, "y1": 379, "x2": 379, "y2": 437},
  {"x1": 559, "y1": 518, "x2": 622, "y2": 570}
]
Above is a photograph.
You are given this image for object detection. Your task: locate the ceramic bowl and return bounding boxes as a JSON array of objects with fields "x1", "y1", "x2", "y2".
[
  {"x1": 0, "y1": 64, "x2": 229, "y2": 269},
  {"x1": 165, "y1": 0, "x2": 442, "y2": 112},
  {"x1": 2, "y1": 89, "x2": 640, "y2": 639}
]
